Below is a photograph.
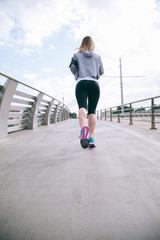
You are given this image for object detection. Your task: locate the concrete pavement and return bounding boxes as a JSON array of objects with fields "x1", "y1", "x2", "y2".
[{"x1": 0, "y1": 119, "x2": 160, "y2": 240}]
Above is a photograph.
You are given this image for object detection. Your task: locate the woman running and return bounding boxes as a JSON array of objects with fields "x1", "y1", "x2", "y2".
[{"x1": 69, "y1": 36, "x2": 104, "y2": 149}]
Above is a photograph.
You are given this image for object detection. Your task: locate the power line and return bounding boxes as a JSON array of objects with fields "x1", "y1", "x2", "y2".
[
  {"x1": 102, "y1": 75, "x2": 145, "y2": 78},
  {"x1": 102, "y1": 58, "x2": 145, "y2": 114}
]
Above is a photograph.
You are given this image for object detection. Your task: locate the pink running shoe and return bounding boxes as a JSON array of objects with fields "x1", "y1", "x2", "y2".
[{"x1": 80, "y1": 126, "x2": 89, "y2": 149}]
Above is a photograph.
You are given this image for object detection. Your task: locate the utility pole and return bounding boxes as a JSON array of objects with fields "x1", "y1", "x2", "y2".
[
  {"x1": 62, "y1": 94, "x2": 64, "y2": 104},
  {"x1": 119, "y1": 58, "x2": 124, "y2": 114},
  {"x1": 102, "y1": 59, "x2": 145, "y2": 113}
]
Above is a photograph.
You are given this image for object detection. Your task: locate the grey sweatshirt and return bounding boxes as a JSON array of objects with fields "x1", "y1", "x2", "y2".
[{"x1": 69, "y1": 50, "x2": 104, "y2": 82}]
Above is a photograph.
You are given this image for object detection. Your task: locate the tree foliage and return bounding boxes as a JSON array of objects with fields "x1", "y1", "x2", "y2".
[{"x1": 70, "y1": 112, "x2": 77, "y2": 118}]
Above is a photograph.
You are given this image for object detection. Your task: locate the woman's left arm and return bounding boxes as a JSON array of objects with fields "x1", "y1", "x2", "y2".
[{"x1": 69, "y1": 54, "x2": 78, "y2": 76}]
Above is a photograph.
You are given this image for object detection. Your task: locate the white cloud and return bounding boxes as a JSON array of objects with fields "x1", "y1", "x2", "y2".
[
  {"x1": 1, "y1": 0, "x2": 159, "y2": 58},
  {"x1": 41, "y1": 68, "x2": 54, "y2": 73},
  {"x1": 19, "y1": 48, "x2": 35, "y2": 55},
  {"x1": 70, "y1": 0, "x2": 159, "y2": 56},
  {"x1": 49, "y1": 43, "x2": 54, "y2": 49},
  {"x1": 84, "y1": 0, "x2": 113, "y2": 9},
  {"x1": 72, "y1": 0, "x2": 160, "y2": 109},
  {"x1": 1, "y1": 0, "x2": 160, "y2": 111},
  {"x1": 0, "y1": 10, "x2": 15, "y2": 41},
  {"x1": 0, "y1": 64, "x2": 7, "y2": 68},
  {"x1": 22, "y1": 73, "x2": 39, "y2": 81},
  {"x1": 0, "y1": 0, "x2": 75, "y2": 47},
  {"x1": 0, "y1": 41, "x2": 5, "y2": 46}
]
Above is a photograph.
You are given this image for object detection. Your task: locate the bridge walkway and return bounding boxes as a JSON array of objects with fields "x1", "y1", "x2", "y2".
[{"x1": 0, "y1": 119, "x2": 160, "y2": 240}]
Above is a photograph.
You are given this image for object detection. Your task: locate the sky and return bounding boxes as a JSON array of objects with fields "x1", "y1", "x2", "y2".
[{"x1": 0, "y1": 0, "x2": 160, "y2": 113}]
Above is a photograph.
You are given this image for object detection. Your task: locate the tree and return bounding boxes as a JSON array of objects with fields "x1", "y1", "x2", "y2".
[
  {"x1": 70, "y1": 112, "x2": 77, "y2": 118},
  {"x1": 134, "y1": 107, "x2": 146, "y2": 112},
  {"x1": 113, "y1": 106, "x2": 130, "y2": 114}
]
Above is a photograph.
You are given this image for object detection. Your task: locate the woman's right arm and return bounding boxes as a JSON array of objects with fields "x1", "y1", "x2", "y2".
[{"x1": 99, "y1": 56, "x2": 104, "y2": 76}]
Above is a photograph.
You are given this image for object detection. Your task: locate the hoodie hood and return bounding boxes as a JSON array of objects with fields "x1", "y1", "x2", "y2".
[{"x1": 81, "y1": 50, "x2": 94, "y2": 58}]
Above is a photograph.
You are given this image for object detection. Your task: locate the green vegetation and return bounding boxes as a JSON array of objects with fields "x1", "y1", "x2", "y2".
[
  {"x1": 134, "y1": 107, "x2": 146, "y2": 112},
  {"x1": 70, "y1": 112, "x2": 77, "y2": 118},
  {"x1": 113, "y1": 106, "x2": 130, "y2": 114}
]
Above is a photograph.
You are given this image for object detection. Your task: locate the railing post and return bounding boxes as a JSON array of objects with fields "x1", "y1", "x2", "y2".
[
  {"x1": 105, "y1": 109, "x2": 107, "y2": 121},
  {"x1": 117, "y1": 108, "x2": 120, "y2": 123},
  {"x1": 63, "y1": 107, "x2": 69, "y2": 121},
  {"x1": 27, "y1": 92, "x2": 44, "y2": 129},
  {"x1": 150, "y1": 98, "x2": 157, "y2": 130},
  {"x1": 65, "y1": 108, "x2": 68, "y2": 120},
  {"x1": 100, "y1": 110, "x2": 102, "y2": 120},
  {"x1": 57, "y1": 105, "x2": 63, "y2": 122},
  {"x1": 0, "y1": 79, "x2": 18, "y2": 138},
  {"x1": 67, "y1": 110, "x2": 70, "y2": 119},
  {"x1": 61, "y1": 106, "x2": 66, "y2": 121},
  {"x1": 43, "y1": 99, "x2": 55, "y2": 125},
  {"x1": 64, "y1": 108, "x2": 69, "y2": 120},
  {"x1": 52, "y1": 102, "x2": 60, "y2": 123},
  {"x1": 62, "y1": 108, "x2": 66, "y2": 121},
  {"x1": 110, "y1": 108, "x2": 112, "y2": 121},
  {"x1": 129, "y1": 103, "x2": 133, "y2": 125},
  {"x1": 65, "y1": 109, "x2": 69, "y2": 120},
  {"x1": 97, "y1": 111, "x2": 99, "y2": 120}
]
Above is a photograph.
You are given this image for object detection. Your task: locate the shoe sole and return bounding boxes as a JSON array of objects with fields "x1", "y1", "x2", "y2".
[
  {"x1": 89, "y1": 143, "x2": 96, "y2": 148},
  {"x1": 80, "y1": 139, "x2": 89, "y2": 149},
  {"x1": 80, "y1": 126, "x2": 89, "y2": 149}
]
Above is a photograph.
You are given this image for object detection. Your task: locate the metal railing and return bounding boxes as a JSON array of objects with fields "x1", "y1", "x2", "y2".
[
  {"x1": 0, "y1": 72, "x2": 70, "y2": 138},
  {"x1": 97, "y1": 96, "x2": 160, "y2": 130}
]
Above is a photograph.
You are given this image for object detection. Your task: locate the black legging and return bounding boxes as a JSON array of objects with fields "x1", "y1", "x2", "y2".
[{"x1": 75, "y1": 80, "x2": 100, "y2": 115}]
